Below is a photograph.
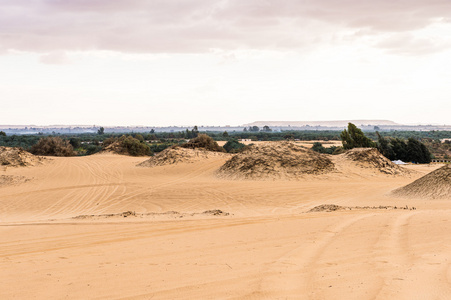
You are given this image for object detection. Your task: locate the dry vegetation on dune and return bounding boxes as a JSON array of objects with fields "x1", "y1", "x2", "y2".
[
  {"x1": 392, "y1": 164, "x2": 451, "y2": 199},
  {"x1": 139, "y1": 134, "x2": 228, "y2": 167},
  {"x1": 30, "y1": 137, "x2": 74, "y2": 157},
  {"x1": 138, "y1": 146, "x2": 229, "y2": 167},
  {"x1": 0, "y1": 175, "x2": 30, "y2": 187},
  {"x1": 0, "y1": 146, "x2": 44, "y2": 167},
  {"x1": 218, "y1": 142, "x2": 335, "y2": 180},
  {"x1": 340, "y1": 147, "x2": 409, "y2": 175},
  {"x1": 102, "y1": 135, "x2": 152, "y2": 156},
  {"x1": 217, "y1": 144, "x2": 410, "y2": 180},
  {"x1": 180, "y1": 134, "x2": 225, "y2": 152}
]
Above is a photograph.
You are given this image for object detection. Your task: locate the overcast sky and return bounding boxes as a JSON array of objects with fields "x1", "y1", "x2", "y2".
[{"x1": 1, "y1": 0, "x2": 451, "y2": 126}]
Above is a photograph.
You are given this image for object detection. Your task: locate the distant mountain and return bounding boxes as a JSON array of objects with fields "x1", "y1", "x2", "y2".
[{"x1": 243, "y1": 120, "x2": 400, "y2": 127}]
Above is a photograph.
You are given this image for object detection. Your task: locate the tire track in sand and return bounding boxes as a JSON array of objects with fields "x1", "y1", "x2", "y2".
[{"x1": 256, "y1": 213, "x2": 378, "y2": 299}]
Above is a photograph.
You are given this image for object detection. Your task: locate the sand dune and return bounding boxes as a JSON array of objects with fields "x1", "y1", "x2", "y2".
[
  {"x1": 138, "y1": 146, "x2": 230, "y2": 167},
  {"x1": 1, "y1": 152, "x2": 450, "y2": 299},
  {"x1": 218, "y1": 142, "x2": 335, "y2": 180},
  {"x1": 0, "y1": 146, "x2": 45, "y2": 167},
  {"x1": 393, "y1": 164, "x2": 451, "y2": 199}
]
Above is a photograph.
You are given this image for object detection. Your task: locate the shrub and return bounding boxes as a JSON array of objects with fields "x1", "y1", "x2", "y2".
[
  {"x1": 311, "y1": 142, "x2": 342, "y2": 155},
  {"x1": 181, "y1": 134, "x2": 225, "y2": 152},
  {"x1": 86, "y1": 145, "x2": 102, "y2": 155},
  {"x1": 223, "y1": 138, "x2": 246, "y2": 153},
  {"x1": 103, "y1": 135, "x2": 152, "y2": 156},
  {"x1": 69, "y1": 137, "x2": 81, "y2": 149},
  {"x1": 30, "y1": 137, "x2": 74, "y2": 156},
  {"x1": 332, "y1": 146, "x2": 345, "y2": 155},
  {"x1": 311, "y1": 142, "x2": 329, "y2": 154},
  {"x1": 103, "y1": 137, "x2": 117, "y2": 148}
]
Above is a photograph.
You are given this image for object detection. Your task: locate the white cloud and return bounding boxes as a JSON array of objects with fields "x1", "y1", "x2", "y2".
[
  {"x1": 39, "y1": 51, "x2": 69, "y2": 64},
  {"x1": 1, "y1": 0, "x2": 451, "y2": 54}
]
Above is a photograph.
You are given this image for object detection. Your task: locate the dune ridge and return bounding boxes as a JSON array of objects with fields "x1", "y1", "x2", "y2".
[{"x1": 392, "y1": 164, "x2": 451, "y2": 199}]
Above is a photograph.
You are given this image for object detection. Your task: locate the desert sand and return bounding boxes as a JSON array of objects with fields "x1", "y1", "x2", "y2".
[{"x1": 1, "y1": 146, "x2": 451, "y2": 299}]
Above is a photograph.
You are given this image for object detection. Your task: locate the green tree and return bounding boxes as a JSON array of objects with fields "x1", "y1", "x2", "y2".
[
  {"x1": 407, "y1": 138, "x2": 431, "y2": 163},
  {"x1": 340, "y1": 123, "x2": 375, "y2": 149},
  {"x1": 284, "y1": 133, "x2": 294, "y2": 140},
  {"x1": 135, "y1": 134, "x2": 144, "y2": 142},
  {"x1": 97, "y1": 127, "x2": 105, "y2": 135},
  {"x1": 86, "y1": 145, "x2": 102, "y2": 155},
  {"x1": 69, "y1": 137, "x2": 81, "y2": 149},
  {"x1": 222, "y1": 131, "x2": 229, "y2": 138},
  {"x1": 391, "y1": 138, "x2": 408, "y2": 161},
  {"x1": 262, "y1": 125, "x2": 272, "y2": 132},
  {"x1": 185, "y1": 129, "x2": 192, "y2": 139},
  {"x1": 376, "y1": 132, "x2": 395, "y2": 159},
  {"x1": 0, "y1": 131, "x2": 6, "y2": 136},
  {"x1": 192, "y1": 126, "x2": 199, "y2": 137}
]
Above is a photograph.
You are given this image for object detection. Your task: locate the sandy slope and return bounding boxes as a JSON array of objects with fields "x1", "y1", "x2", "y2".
[{"x1": 1, "y1": 153, "x2": 451, "y2": 299}]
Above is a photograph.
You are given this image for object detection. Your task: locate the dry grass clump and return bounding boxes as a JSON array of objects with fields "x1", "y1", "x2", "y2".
[
  {"x1": 392, "y1": 164, "x2": 451, "y2": 199},
  {"x1": 181, "y1": 134, "x2": 225, "y2": 152},
  {"x1": 218, "y1": 142, "x2": 335, "y2": 180},
  {"x1": 138, "y1": 146, "x2": 228, "y2": 167},
  {"x1": 0, "y1": 146, "x2": 44, "y2": 167},
  {"x1": 341, "y1": 147, "x2": 408, "y2": 175},
  {"x1": 30, "y1": 137, "x2": 74, "y2": 157}
]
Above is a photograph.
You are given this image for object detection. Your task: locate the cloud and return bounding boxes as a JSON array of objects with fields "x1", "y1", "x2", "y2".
[
  {"x1": 39, "y1": 51, "x2": 69, "y2": 64},
  {"x1": 1, "y1": 0, "x2": 451, "y2": 54},
  {"x1": 376, "y1": 33, "x2": 451, "y2": 55}
]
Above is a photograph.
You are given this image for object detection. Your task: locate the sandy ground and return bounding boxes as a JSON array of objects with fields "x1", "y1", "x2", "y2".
[{"x1": 1, "y1": 153, "x2": 451, "y2": 299}]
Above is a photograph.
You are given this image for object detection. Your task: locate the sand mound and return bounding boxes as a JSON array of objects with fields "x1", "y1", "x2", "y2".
[
  {"x1": 218, "y1": 142, "x2": 335, "y2": 180},
  {"x1": 0, "y1": 146, "x2": 44, "y2": 167},
  {"x1": 392, "y1": 164, "x2": 451, "y2": 199},
  {"x1": 101, "y1": 142, "x2": 125, "y2": 155},
  {"x1": 340, "y1": 148, "x2": 408, "y2": 175},
  {"x1": 0, "y1": 175, "x2": 30, "y2": 187},
  {"x1": 138, "y1": 146, "x2": 229, "y2": 167}
]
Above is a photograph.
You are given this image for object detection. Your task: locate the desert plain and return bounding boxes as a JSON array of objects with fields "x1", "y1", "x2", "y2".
[{"x1": 1, "y1": 145, "x2": 451, "y2": 299}]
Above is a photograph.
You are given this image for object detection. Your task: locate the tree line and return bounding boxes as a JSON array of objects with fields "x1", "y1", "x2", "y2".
[{"x1": 0, "y1": 123, "x2": 441, "y2": 163}]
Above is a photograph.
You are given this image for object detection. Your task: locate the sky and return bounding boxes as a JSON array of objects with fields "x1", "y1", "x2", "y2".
[{"x1": 1, "y1": 0, "x2": 451, "y2": 126}]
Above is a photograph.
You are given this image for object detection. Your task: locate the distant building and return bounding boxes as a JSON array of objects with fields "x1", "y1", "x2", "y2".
[
  {"x1": 440, "y1": 138, "x2": 451, "y2": 143},
  {"x1": 240, "y1": 139, "x2": 251, "y2": 142}
]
